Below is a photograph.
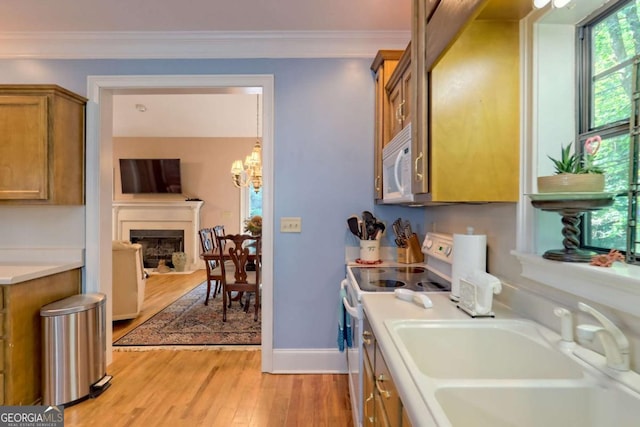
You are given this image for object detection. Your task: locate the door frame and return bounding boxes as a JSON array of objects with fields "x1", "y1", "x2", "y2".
[{"x1": 85, "y1": 74, "x2": 275, "y2": 371}]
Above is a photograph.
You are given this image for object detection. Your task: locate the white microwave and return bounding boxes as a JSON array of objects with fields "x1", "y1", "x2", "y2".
[{"x1": 382, "y1": 124, "x2": 414, "y2": 203}]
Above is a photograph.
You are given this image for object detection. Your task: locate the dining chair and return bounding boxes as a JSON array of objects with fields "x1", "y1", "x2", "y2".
[
  {"x1": 216, "y1": 233, "x2": 261, "y2": 322},
  {"x1": 198, "y1": 227, "x2": 222, "y2": 305}
]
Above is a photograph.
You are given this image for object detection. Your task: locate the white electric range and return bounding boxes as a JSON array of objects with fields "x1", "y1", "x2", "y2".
[{"x1": 341, "y1": 232, "x2": 453, "y2": 427}]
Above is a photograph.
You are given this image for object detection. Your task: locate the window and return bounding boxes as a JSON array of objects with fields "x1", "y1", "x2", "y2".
[
  {"x1": 240, "y1": 186, "x2": 262, "y2": 233},
  {"x1": 578, "y1": 0, "x2": 640, "y2": 263}
]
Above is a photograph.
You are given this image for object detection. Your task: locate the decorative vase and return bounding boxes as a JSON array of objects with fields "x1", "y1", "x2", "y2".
[
  {"x1": 171, "y1": 251, "x2": 187, "y2": 272},
  {"x1": 537, "y1": 173, "x2": 605, "y2": 193}
]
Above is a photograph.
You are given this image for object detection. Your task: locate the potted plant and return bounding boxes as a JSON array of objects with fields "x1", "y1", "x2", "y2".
[
  {"x1": 243, "y1": 215, "x2": 262, "y2": 236},
  {"x1": 538, "y1": 136, "x2": 605, "y2": 193}
]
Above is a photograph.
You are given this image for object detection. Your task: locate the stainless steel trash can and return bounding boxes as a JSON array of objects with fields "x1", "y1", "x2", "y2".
[{"x1": 41, "y1": 293, "x2": 108, "y2": 406}]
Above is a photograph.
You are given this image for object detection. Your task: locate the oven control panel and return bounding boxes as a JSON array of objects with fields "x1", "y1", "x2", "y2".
[{"x1": 422, "y1": 232, "x2": 453, "y2": 263}]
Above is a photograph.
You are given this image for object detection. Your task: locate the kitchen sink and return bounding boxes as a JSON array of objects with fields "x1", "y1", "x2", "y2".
[
  {"x1": 385, "y1": 319, "x2": 584, "y2": 379},
  {"x1": 435, "y1": 384, "x2": 640, "y2": 427}
]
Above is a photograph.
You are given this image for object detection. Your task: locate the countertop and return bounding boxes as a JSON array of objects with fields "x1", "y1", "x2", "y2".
[
  {"x1": 361, "y1": 292, "x2": 516, "y2": 427},
  {"x1": 0, "y1": 248, "x2": 84, "y2": 285}
]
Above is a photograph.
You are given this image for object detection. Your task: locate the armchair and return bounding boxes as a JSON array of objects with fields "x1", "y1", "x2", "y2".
[{"x1": 112, "y1": 240, "x2": 147, "y2": 320}]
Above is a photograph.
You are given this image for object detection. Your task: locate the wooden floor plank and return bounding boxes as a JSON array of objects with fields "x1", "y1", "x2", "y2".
[{"x1": 64, "y1": 272, "x2": 352, "y2": 426}]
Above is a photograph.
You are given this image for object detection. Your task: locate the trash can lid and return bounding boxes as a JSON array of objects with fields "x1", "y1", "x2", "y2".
[{"x1": 40, "y1": 293, "x2": 106, "y2": 316}]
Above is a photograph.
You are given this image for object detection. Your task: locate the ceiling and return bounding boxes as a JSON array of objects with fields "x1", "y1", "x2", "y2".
[
  {"x1": 3, "y1": 1, "x2": 411, "y2": 135},
  {"x1": 113, "y1": 92, "x2": 263, "y2": 138},
  {"x1": 0, "y1": 0, "x2": 411, "y2": 32}
]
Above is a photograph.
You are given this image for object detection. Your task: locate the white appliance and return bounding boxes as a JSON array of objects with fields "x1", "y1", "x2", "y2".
[
  {"x1": 382, "y1": 124, "x2": 414, "y2": 204},
  {"x1": 341, "y1": 232, "x2": 453, "y2": 427}
]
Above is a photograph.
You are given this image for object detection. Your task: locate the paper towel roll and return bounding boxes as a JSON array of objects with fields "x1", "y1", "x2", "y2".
[{"x1": 451, "y1": 233, "x2": 487, "y2": 301}]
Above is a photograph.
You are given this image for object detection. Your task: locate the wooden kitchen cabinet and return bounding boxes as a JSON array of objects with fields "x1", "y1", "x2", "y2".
[
  {"x1": 363, "y1": 314, "x2": 376, "y2": 426},
  {"x1": 372, "y1": 0, "x2": 528, "y2": 204},
  {"x1": 363, "y1": 346, "x2": 375, "y2": 426},
  {"x1": 401, "y1": 407, "x2": 413, "y2": 427},
  {"x1": 375, "y1": 341, "x2": 402, "y2": 427},
  {"x1": 0, "y1": 269, "x2": 80, "y2": 404},
  {"x1": 0, "y1": 85, "x2": 87, "y2": 205},
  {"x1": 429, "y1": 18, "x2": 520, "y2": 202},
  {"x1": 363, "y1": 312, "x2": 408, "y2": 427},
  {"x1": 386, "y1": 48, "x2": 412, "y2": 140},
  {"x1": 371, "y1": 50, "x2": 404, "y2": 201}
]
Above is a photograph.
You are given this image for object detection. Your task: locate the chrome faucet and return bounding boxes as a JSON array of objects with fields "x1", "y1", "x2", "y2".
[{"x1": 576, "y1": 302, "x2": 630, "y2": 371}]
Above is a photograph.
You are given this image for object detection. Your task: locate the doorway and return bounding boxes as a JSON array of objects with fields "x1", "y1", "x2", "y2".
[{"x1": 85, "y1": 74, "x2": 274, "y2": 372}]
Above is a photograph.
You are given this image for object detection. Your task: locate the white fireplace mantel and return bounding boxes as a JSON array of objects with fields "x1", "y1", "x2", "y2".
[{"x1": 112, "y1": 200, "x2": 204, "y2": 270}]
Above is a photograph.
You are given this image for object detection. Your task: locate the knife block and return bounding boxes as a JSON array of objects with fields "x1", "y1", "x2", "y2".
[{"x1": 397, "y1": 234, "x2": 424, "y2": 264}]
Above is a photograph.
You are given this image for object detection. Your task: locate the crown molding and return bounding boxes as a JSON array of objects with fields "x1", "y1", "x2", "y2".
[{"x1": 0, "y1": 30, "x2": 410, "y2": 59}]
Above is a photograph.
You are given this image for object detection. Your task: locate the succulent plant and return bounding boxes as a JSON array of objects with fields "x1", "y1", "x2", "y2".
[{"x1": 548, "y1": 141, "x2": 603, "y2": 175}]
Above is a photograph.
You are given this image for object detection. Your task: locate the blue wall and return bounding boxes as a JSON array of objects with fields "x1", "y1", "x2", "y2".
[{"x1": 0, "y1": 57, "x2": 425, "y2": 349}]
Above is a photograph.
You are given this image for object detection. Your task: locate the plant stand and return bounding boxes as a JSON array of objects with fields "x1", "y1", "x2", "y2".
[{"x1": 528, "y1": 193, "x2": 615, "y2": 262}]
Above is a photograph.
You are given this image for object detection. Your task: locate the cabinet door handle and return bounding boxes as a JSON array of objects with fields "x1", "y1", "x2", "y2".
[
  {"x1": 365, "y1": 393, "x2": 375, "y2": 424},
  {"x1": 362, "y1": 330, "x2": 372, "y2": 346},
  {"x1": 414, "y1": 151, "x2": 424, "y2": 181},
  {"x1": 375, "y1": 175, "x2": 381, "y2": 192},
  {"x1": 398, "y1": 101, "x2": 406, "y2": 123},
  {"x1": 376, "y1": 374, "x2": 391, "y2": 399}
]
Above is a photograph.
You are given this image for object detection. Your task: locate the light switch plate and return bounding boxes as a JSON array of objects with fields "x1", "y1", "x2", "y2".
[{"x1": 280, "y1": 217, "x2": 302, "y2": 233}]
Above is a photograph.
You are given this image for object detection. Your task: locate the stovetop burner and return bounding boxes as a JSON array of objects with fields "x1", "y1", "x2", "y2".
[
  {"x1": 415, "y1": 281, "x2": 449, "y2": 292},
  {"x1": 394, "y1": 267, "x2": 426, "y2": 274},
  {"x1": 369, "y1": 279, "x2": 406, "y2": 288},
  {"x1": 350, "y1": 266, "x2": 450, "y2": 293}
]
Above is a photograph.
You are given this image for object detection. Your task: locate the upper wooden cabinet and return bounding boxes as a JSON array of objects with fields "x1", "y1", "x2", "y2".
[
  {"x1": 371, "y1": 50, "x2": 404, "y2": 201},
  {"x1": 429, "y1": 18, "x2": 520, "y2": 202},
  {"x1": 0, "y1": 85, "x2": 87, "y2": 205},
  {"x1": 370, "y1": 0, "x2": 531, "y2": 204},
  {"x1": 386, "y1": 47, "x2": 412, "y2": 139}
]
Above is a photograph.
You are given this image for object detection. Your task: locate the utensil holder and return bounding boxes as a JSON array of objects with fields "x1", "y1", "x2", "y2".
[{"x1": 359, "y1": 240, "x2": 380, "y2": 262}]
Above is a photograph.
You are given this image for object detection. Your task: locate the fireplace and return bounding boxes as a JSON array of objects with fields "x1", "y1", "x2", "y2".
[
  {"x1": 130, "y1": 229, "x2": 184, "y2": 268},
  {"x1": 112, "y1": 200, "x2": 205, "y2": 271}
]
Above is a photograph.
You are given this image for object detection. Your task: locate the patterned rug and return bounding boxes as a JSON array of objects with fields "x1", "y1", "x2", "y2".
[{"x1": 114, "y1": 281, "x2": 261, "y2": 346}]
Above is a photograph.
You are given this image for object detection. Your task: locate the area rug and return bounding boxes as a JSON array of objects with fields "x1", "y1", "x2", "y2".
[{"x1": 114, "y1": 281, "x2": 261, "y2": 346}]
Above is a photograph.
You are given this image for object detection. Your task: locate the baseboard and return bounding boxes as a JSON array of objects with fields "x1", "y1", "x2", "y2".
[{"x1": 271, "y1": 348, "x2": 348, "y2": 374}]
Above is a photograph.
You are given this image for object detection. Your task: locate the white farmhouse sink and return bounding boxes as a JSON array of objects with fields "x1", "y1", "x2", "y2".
[
  {"x1": 436, "y1": 384, "x2": 640, "y2": 427},
  {"x1": 386, "y1": 319, "x2": 583, "y2": 379}
]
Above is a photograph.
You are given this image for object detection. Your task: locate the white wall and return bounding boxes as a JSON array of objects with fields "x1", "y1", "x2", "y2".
[{"x1": 0, "y1": 206, "x2": 85, "y2": 248}]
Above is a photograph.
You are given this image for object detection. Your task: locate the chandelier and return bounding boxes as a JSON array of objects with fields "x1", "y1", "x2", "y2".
[{"x1": 231, "y1": 94, "x2": 262, "y2": 193}]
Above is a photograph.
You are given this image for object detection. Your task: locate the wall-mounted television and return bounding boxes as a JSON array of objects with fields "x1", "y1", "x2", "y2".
[{"x1": 119, "y1": 158, "x2": 182, "y2": 194}]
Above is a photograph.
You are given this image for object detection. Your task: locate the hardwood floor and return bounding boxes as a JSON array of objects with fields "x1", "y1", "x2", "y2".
[
  {"x1": 65, "y1": 270, "x2": 353, "y2": 426},
  {"x1": 112, "y1": 269, "x2": 208, "y2": 341}
]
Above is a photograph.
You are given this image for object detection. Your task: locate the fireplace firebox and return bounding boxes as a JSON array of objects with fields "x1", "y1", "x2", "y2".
[{"x1": 130, "y1": 229, "x2": 184, "y2": 268}]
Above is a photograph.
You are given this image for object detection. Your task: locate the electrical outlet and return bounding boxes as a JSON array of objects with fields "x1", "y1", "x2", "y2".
[{"x1": 280, "y1": 217, "x2": 302, "y2": 233}]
